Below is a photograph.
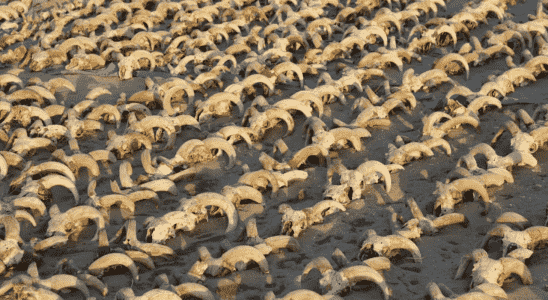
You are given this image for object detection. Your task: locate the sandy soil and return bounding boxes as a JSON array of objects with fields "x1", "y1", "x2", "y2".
[{"x1": 3, "y1": 0, "x2": 548, "y2": 299}]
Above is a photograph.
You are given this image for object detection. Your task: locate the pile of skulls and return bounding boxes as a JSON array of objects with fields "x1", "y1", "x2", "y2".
[{"x1": 2, "y1": 0, "x2": 548, "y2": 298}]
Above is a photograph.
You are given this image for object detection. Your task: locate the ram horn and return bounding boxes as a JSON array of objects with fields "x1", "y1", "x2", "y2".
[
  {"x1": 524, "y1": 226, "x2": 548, "y2": 250},
  {"x1": 451, "y1": 178, "x2": 491, "y2": 210},
  {"x1": 432, "y1": 213, "x2": 469, "y2": 229},
  {"x1": 0, "y1": 153, "x2": 7, "y2": 182},
  {"x1": 96, "y1": 194, "x2": 136, "y2": 220},
  {"x1": 288, "y1": 144, "x2": 330, "y2": 169},
  {"x1": 163, "y1": 85, "x2": 195, "y2": 116},
  {"x1": 470, "y1": 283, "x2": 508, "y2": 299},
  {"x1": 338, "y1": 265, "x2": 392, "y2": 300},
  {"x1": 141, "y1": 149, "x2": 156, "y2": 175},
  {"x1": 0, "y1": 151, "x2": 23, "y2": 169},
  {"x1": 395, "y1": 142, "x2": 435, "y2": 162},
  {"x1": 309, "y1": 200, "x2": 347, "y2": 222},
  {"x1": 406, "y1": 198, "x2": 425, "y2": 219},
  {"x1": 498, "y1": 257, "x2": 533, "y2": 285},
  {"x1": 40, "y1": 174, "x2": 79, "y2": 204},
  {"x1": 175, "y1": 139, "x2": 205, "y2": 163},
  {"x1": 77, "y1": 273, "x2": 108, "y2": 296},
  {"x1": 184, "y1": 192, "x2": 238, "y2": 234},
  {"x1": 45, "y1": 77, "x2": 76, "y2": 94},
  {"x1": 126, "y1": 189, "x2": 160, "y2": 208},
  {"x1": 65, "y1": 153, "x2": 101, "y2": 179},
  {"x1": 273, "y1": 99, "x2": 313, "y2": 118},
  {"x1": 221, "y1": 185, "x2": 263, "y2": 207},
  {"x1": 422, "y1": 137, "x2": 452, "y2": 155},
  {"x1": 438, "y1": 115, "x2": 480, "y2": 135},
  {"x1": 467, "y1": 96, "x2": 502, "y2": 115},
  {"x1": 203, "y1": 137, "x2": 237, "y2": 169},
  {"x1": 123, "y1": 249, "x2": 155, "y2": 270},
  {"x1": 72, "y1": 100, "x2": 98, "y2": 116},
  {"x1": 87, "y1": 104, "x2": 122, "y2": 128},
  {"x1": 468, "y1": 143, "x2": 499, "y2": 160},
  {"x1": 140, "y1": 179, "x2": 178, "y2": 195},
  {"x1": 13, "y1": 210, "x2": 36, "y2": 227},
  {"x1": 495, "y1": 212, "x2": 531, "y2": 230},
  {"x1": 362, "y1": 256, "x2": 391, "y2": 273},
  {"x1": 89, "y1": 149, "x2": 117, "y2": 163},
  {"x1": 131, "y1": 116, "x2": 176, "y2": 136},
  {"x1": 291, "y1": 92, "x2": 324, "y2": 116},
  {"x1": 119, "y1": 161, "x2": 135, "y2": 188},
  {"x1": 266, "y1": 290, "x2": 324, "y2": 300},
  {"x1": 433, "y1": 53, "x2": 469, "y2": 80},
  {"x1": 530, "y1": 126, "x2": 548, "y2": 151},
  {"x1": 242, "y1": 74, "x2": 275, "y2": 96},
  {"x1": 426, "y1": 282, "x2": 447, "y2": 300},
  {"x1": 238, "y1": 170, "x2": 280, "y2": 195},
  {"x1": 445, "y1": 85, "x2": 474, "y2": 102},
  {"x1": 356, "y1": 160, "x2": 392, "y2": 192},
  {"x1": 504, "y1": 67, "x2": 536, "y2": 84},
  {"x1": 173, "y1": 282, "x2": 215, "y2": 300},
  {"x1": 26, "y1": 85, "x2": 56, "y2": 104},
  {"x1": 302, "y1": 256, "x2": 334, "y2": 277},
  {"x1": 330, "y1": 127, "x2": 370, "y2": 151},
  {"x1": 18, "y1": 161, "x2": 76, "y2": 184},
  {"x1": 422, "y1": 112, "x2": 452, "y2": 136},
  {"x1": 88, "y1": 253, "x2": 140, "y2": 281},
  {"x1": 129, "y1": 50, "x2": 156, "y2": 71},
  {"x1": 40, "y1": 274, "x2": 90, "y2": 298},
  {"x1": 34, "y1": 235, "x2": 69, "y2": 252},
  {"x1": 264, "y1": 235, "x2": 301, "y2": 253},
  {"x1": 85, "y1": 87, "x2": 111, "y2": 101},
  {"x1": 264, "y1": 108, "x2": 295, "y2": 137},
  {"x1": 13, "y1": 196, "x2": 46, "y2": 218},
  {"x1": 221, "y1": 245, "x2": 269, "y2": 274},
  {"x1": 115, "y1": 287, "x2": 135, "y2": 300},
  {"x1": 272, "y1": 62, "x2": 304, "y2": 88},
  {"x1": 0, "y1": 74, "x2": 23, "y2": 91}
]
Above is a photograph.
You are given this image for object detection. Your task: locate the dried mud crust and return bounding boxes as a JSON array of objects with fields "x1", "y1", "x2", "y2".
[{"x1": 3, "y1": 0, "x2": 548, "y2": 299}]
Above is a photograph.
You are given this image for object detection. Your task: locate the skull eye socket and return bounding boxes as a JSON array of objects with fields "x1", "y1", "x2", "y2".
[{"x1": 507, "y1": 243, "x2": 519, "y2": 254}]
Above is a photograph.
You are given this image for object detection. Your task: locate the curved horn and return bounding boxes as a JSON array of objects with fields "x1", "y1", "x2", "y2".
[
  {"x1": 525, "y1": 226, "x2": 548, "y2": 249},
  {"x1": 40, "y1": 174, "x2": 79, "y2": 204},
  {"x1": 77, "y1": 273, "x2": 108, "y2": 297},
  {"x1": 356, "y1": 160, "x2": 392, "y2": 192},
  {"x1": 498, "y1": 257, "x2": 533, "y2": 285},
  {"x1": 202, "y1": 137, "x2": 237, "y2": 169},
  {"x1": 173, "y1": 282, "x2": 215, "y2": 300},
  {"x1": 40, "y1": 275, "x2": 90, "y2": 298},
  {"x1": 221, "y1": 245, "x2": 269, "y2": 274},
  {"x1": 13, "y1": 196, "x2": 46, "y2": 217},
  {"x1": 85, "y1": 87, "x2": 111, "y2": 101},
  {"x1": 495, "y1": 212, "x2": 531, "y2": 230},
  {"x1": 140, "y1": 179, "x2": 178, "y2": 195},
  {"x1": 310, "y1": 200, "x2": 346, "y2": 221},
  {"x1": 432, "y1": 213, "x2": 469, "y2": 229},
  {"x1": 119, "y1": 161, "x2": 135, "y2": 188},
  {"x1": 129, "y1": 50, "x2": 156, "y2": 71},
  {"x1": 450, "y1": 178, "x2": 490, "y2": 205},
  {"x1": 185, "y1": 192, "x2": 238, "y2": 234},
  {"x1": 438, "y1": 115, "x2": 480, "y2": 135},
  {"x1": 264, "y1": 235, "x2": 301, "y2": 253},
  {"x1": 221, "y1": 185, "x2": 263, "y2": 206},
  {"x1": 302, "y1": 256, "x2": 334, "y2": 277},
  {"x1": 339, "y1": 265, "x2": 392, "y2": 300},
  {"x1": 88, "y1": 253, "x2": 139, "y2": 281},
  {"x1": 264, "y1": 108, "x2": 295, "y2": 137}
]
